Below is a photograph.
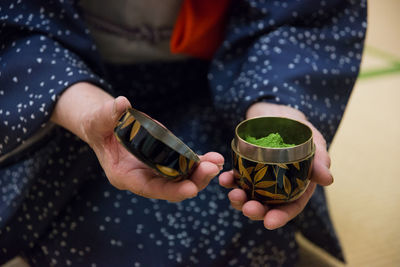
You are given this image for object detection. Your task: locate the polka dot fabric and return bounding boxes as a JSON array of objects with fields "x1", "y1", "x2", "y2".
[
  {"x1": 209, "y1": 0, "x2": 367, "y2": 144},
  {"x1": 0, "y1": 0, "x2": 366, "y2": 266},
  {"x1": 0, "y1": 0, "x2": 107, "y2": 157}
]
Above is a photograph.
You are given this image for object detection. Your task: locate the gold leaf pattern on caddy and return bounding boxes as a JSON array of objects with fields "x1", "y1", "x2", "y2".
[
  {"x1": 246, "y1": 166, "x2": 255, "y2": 176},
  {"x1": 179, "y1": 155, "x2": 187, "y2": 173},
  {"x1": 283, "y1": 175, "x2": 292, "y2": 195},
  {"x1": 238, "y1": 157, "x2": 252, "y2": 183},
  {"x1": 296, "y1": 178, "x2": 305, "y2": 189},
  {"x1": 255, "y1": 181, "x2": 276, "y2": 189},
  {"x1": 290, "y1": 187, "x2": 300, "y2": 197},
  {"x1": 188, "y1": 159, "x2": 195, "y2": 171},
  {"x1": 115, "y1": 134, "x2": 122, "y2": 143},
  {"x1": 239, "y1": 179, "x2": 250, "y2": 190},
  {"x1": 156, "y1": 164, "x2": 180, "y2": 177},
  {"x1": 255, "y1": 190, "x2": 287, "y2": 199},
  {"x1": 254, "y1": 162, "x2": 265, "y2": 171},
  {"x1": 277, "y1": 163, "x2": 289, "y2": 169},
  {"x1": 121, "y1": 114, "x2": 135, "y2": 129},
  {"x1": 117, "y1": 112, "x2": 130, "y2": 126},
  {"x1": 293, "y1": 162, "x2": 300, "y2": 171},
  {"x1": 234, "y1": 154, "x2": 314, "y2": 202},
  {"x1": 238, "y1": 156, "x2": 245, "y2": 173},
  {"x1": 254, "y1": 166, "x2": 268, "y2": 183},
  {"x1": 129, "y1": 120, "x2": 141, "y2": 141}
]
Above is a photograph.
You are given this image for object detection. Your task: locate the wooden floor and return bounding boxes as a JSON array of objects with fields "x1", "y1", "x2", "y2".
[
  {"x1": 3, "y1": 1, "x2": 400, "y2": 267},
  {"x1": 298, "y1": 0, "x2": 400, "y2": 266}
]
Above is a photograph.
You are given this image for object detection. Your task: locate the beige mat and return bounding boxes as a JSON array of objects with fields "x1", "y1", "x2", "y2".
[
  {"x1": 3, "y1": 1, "x2": 400, "y2": 267},
  {"x1": 298, "y1": 73, "x2": 400, "y2": 267},
  {"x1": 297, "y1": 0, "x2": 400, "y2": 265}
]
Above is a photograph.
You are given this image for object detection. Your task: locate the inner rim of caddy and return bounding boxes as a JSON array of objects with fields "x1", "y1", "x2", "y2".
[{"x1": 128, "y1": 108, "x2": 200, "y2": 162}]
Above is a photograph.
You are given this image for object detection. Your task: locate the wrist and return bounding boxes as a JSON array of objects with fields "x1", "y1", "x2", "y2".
[{"x1": 50, "y1": 82, "x2": 114, "y2": 144}]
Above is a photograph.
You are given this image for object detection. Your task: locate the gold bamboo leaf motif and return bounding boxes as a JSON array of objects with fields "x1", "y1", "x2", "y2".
[
  {"x1": 290, "y1": 187, "x2": 300, "y2": 197},
  {"x1": 273, "y1": 193, "x2": 288, "y2": 200},
  {"x1": 296, "y1": 178, "x2": 305, "y2": 189},
  {"x1": 238, "y1": 156, "x2": 244, "y2": 173},
  {"x1": 239, "y1": 180, "x2": 250, "y2": 190},
  {"x1": 179, "y1": 155, "x2": 187, "y2": 173},
  {"x1": 115, "y1": 134, "x2": 122, "y2": 143},
  {"x1": 156, "y1": 164, "x2": 180, "y2": 177},
  {"x1": 254, "y1": 166, "x2": 268, "y2": 183},
  {"x1": 246, "y1": 166, "x2": 255, "y2": 175},
  {"x1": 277, "y1": 163, "x2": 289, "y2": 169},
  {"x1": 118, "y1": 112, "x2": 130, "y2": 126},
  {"x1": 293, "y1": 162, "x2": 300, "y2": 171},
  {"x1": 121, "y1": 115, "x2": 135, "y2": 129},
  {"x1": 188, "y1": 159, "x2": 195, "y2": 170},
  {"x1": 255, "y1": 190, "x2": 275, "y2": 197},
  {"x1": 129, "y1": 120, "x2": 141, "y2": 141},
  {"x1": 255, "y1": 190, "x2": 287, "y2": 199},
  {"x1": 255, "y1": 181, "x2": 276, "y2": 189},
  {"x1": 283, "y1": 175, "x2": 291, "y2": 195},
  {"x1": 255, "y1": 163, "x2": 265, "y2": 171},
  {"x1": 238, "y1": 157, "x2": 252, "y2": 182},
  {"x1": 242, "y1": 169, "x2": 252, "y2": 184}
]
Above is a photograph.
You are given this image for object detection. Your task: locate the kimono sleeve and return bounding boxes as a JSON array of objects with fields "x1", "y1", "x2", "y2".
[
  {"x1": 208, "y1": 0, "x2": 367, "y2": 144},
  {"x1": 0, "y1": 0, "x2": 108, "y2": 160}
]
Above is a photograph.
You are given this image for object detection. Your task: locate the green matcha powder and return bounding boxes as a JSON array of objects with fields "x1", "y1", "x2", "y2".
[{"x1": 245, "y1": 133, "x2": 295, "y2": 148}]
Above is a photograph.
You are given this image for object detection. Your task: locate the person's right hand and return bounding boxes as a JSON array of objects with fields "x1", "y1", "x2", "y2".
[
  {"x1": 51, "y1": 82, "x2": 224, "y2": 202},
  {"x1": 218, "y1": 102, "x2": 333, "y2": 229}
]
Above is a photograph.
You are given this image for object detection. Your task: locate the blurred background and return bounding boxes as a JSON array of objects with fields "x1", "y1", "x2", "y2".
[
  {"x1": 3, "y1": 0, "x2": 400, "y2": 266},
  {"x1": 298, "y1": 0, "x2": 400, "y2": 266}
]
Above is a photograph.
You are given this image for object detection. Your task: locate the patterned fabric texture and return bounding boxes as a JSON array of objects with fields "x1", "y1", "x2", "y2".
[{"x1": 0, "y1": 0, "x2": 366, "y2": 266}]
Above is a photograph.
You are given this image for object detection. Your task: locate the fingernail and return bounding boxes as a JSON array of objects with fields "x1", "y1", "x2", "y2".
[
  {"x1": 230, "y1": 200, "x2": 241, "y2": 205},
  {"x1": 208, "y1": 171, "x2": 220, "y2": 180},
  {"x1": 112, "y1": 98, "x2": 118, "y2": 119},
  {"x1": 327, "y1": 168, "x2": 334, "y2": 185},
  {"x1": 217, "y1": 163, "x2": 224, "y2": 171}
]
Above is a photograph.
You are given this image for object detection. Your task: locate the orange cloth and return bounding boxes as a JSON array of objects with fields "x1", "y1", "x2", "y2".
[{"x1": 170, "y1": 0, "x2": 231, "y2": 60}]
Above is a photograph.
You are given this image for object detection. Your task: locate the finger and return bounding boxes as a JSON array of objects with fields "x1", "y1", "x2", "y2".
[
  {"x1": 91, "y1": 96, "x2": 131, "y2": 137},
  {"x1": 164, "y1": 179, "x2": 199, "y2": 202},
  {"x1": 314, "y1": 141, "x2": 331, "y2": 168},
  {"x1": 112, "y1": 96, "x2": 132, "y2": 122},
  {"x1": 228, "y1": 189, "x2": 247, "y2": 211},
  {"x1": 218, "y1": 170, "x2": 237, "y2": 188},
  {"x1": 121, "y1": 169, "x2": 198, "y2": 202},
  {"x1": 263, "y1": 182, "x2": 317, "y2": 230},
  {"x1": 199, "y1": 152, "x2": 224, "y2": 170},
  {"x1": 311, "y1": 160, "x2": 334, "y2": 186},
  {"x1": 309, "y1": 127, "x2": 332, "y2": 185},
  {"x1": 242, "y1": 200, "x2": 268, "y2": 221},
  {"x1": 312, "y1": 128, "x2": 328, "y2": 150},
  {"x1": 190, "y1": 161, "x2": 220, "y2": 191}
]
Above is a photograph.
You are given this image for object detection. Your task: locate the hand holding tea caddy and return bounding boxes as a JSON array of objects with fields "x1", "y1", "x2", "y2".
[
  {"x1": 50, "y1": 82, "x2": 224, "y2": 202},
  {"x1": 219, "y1": 102, "x2": 333, "y2": 230}
]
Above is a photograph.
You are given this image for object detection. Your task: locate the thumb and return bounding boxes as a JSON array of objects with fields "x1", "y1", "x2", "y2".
[
  {"x1": 90, "y1": 96, "x2": 132, "y2": 136},
  {"x1": 111, "y1": 96, "x2": 132, "y2": 124}
]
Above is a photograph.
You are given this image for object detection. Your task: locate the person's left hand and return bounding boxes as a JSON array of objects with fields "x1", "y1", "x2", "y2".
[
  {"x1": 218, "y1": 102, "x2": 333, "y2": 229},
  {"x1": 50, "y1": 82, "x2": 224, "y2": 202}
]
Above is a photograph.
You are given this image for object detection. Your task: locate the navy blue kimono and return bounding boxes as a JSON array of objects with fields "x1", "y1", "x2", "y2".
[{"x1": 0, "y1": 0, "x2": 366, "y2": 266}]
